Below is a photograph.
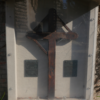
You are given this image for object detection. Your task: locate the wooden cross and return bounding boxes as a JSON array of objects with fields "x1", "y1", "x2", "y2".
[{"x1": 27, "y1": 8, "x2": 77, "y2": 99}]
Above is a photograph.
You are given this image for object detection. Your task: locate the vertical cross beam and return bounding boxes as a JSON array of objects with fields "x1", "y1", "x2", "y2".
[
  {"x1": 48, "y1": 39, "x2": 56, "y2": 98},
  {"x1": 48, "y1": 9, "x2": 57, "y2": 98}
]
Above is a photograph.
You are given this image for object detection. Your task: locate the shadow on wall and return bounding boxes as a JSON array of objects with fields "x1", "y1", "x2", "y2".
[
  {"x1": 13, "y1": 0, "x2": 97, "y2": 99},
  {"x1": 29, "y1": 0, "x2": 98, "y2": 27}
]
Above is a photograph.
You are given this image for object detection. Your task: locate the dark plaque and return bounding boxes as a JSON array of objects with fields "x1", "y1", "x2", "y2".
[
  {"x1": 24, "y1": 60, "x2": 38, "y2": 77},
  {"x1": 63, "y1": 60, "x2": 78, "y2": 77}
]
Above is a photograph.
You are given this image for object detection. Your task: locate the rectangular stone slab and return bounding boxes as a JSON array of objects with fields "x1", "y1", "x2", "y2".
[
  {"x1": 63, "y1": 60, "x2": 78, "y2": 77},
  {"x1": 24, "y1": 60, "x2": 38, "y2": 77}
]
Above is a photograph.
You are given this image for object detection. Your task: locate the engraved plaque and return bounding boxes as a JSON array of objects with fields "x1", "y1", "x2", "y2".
[
  {"x1": 24, "y1": 60, "x2": 38, "y2": 77},
  {"x1": 63, "y1": 60, "x2": 78, "y2": 77}
]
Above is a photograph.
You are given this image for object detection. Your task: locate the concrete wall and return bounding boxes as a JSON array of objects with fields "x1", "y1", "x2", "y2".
[{"x1": 6, "y1": 0, "x2": 98, "y2": 100}]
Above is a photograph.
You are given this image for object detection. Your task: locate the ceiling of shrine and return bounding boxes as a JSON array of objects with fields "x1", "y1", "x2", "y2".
[{"x1": 13, "y1": 0, "x2": 100, "y2": 4}]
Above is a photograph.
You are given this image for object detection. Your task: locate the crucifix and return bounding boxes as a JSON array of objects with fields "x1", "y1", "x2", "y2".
[{"x1": 27, "y1": 8, "x2": 78, "y2": 99}]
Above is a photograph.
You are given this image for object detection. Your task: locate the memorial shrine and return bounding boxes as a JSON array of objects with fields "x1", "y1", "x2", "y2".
[{"x1": 6, "y1": 0, "x2": 100, "y2": 100}]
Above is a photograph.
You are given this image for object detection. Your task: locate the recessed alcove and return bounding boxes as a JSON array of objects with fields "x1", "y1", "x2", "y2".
[{"x1": 6, "y1": 0, "x2": 99, "y2": 100}]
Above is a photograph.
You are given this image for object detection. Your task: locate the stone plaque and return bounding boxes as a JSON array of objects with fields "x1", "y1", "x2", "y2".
[
  {"x1": 24, "y1": 60, "x2": 38, "y2": 77},
  {"x1": 63, "y1": 60, "x2": 78, "y2": 77}
]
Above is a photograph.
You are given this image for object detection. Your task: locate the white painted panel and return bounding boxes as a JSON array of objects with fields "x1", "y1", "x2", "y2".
[{"x1": 6, "y1": 0, "x2": 17, "y2": 100}]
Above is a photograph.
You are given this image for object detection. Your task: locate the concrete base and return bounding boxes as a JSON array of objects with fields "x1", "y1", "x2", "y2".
[{"x1": 18, "y1": 99, "x2": 85, "y2": 100}]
